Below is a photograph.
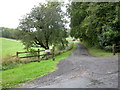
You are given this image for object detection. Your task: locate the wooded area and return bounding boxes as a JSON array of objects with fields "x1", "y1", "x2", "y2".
[
  {"x1": 0, "y1": 27, "x2": 17, "y2": 39},
  {"x1": 68, "y1": 2, "x2": 120, "y2": 51}
]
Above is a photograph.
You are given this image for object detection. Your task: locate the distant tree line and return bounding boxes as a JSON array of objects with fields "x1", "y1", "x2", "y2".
[
  {"x1": 0, "y1": 27, "x2": 17, "y2": 39},
  {"x1": 68, "y1": 2, "x2": 120, "y2": 51}
]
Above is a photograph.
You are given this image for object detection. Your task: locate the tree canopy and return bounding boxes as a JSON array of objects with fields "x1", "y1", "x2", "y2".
[
  {"x1": 16, "y1": 2, "x2": 68, "y2": 50},
  {"x1": 0, "y1": 27, "x2": 17, "y2": 39},
  {"x1": 68, "y1": 2, "x2": 120, "y2": 49}
]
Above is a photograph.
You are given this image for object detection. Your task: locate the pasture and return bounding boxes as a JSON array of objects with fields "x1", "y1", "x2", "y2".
[
  {"x1": 1, "y1": 38, "x2": 24, "y2": 58},
  {"x1": 1, "y1": 38, "x2": 57, "y2": 59}
]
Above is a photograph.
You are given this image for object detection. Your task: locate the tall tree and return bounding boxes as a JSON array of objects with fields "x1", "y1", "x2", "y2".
[
  {"x1": 68, "y1": 2, "x2": 120, "y2": 48},
  {"x1": 16, "y1": 2, "x2": 67, "y2": 50},
  {"x1": 67, "y1": 2, "x2": 90, "y2": 40}
]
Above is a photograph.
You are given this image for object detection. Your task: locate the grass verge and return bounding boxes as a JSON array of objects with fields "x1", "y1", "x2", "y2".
[
  {"x1": 80, "y1": 42, "x2": 118, "y2": 57},
  {"x1": 2, "y1": 44, "x2": 76, "y2": 88}
]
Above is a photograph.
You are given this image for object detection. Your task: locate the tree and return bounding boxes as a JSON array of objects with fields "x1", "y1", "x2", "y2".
[
  {"x1": 0, "y1": 27, "x2": 17, "y2": 39},
  {"x1": 16, "y1": 2, "x2": 67, "y2": 50},
  {"x1": 67, "y1": 2, "x2": 90, "y2": 40},
  {"x1": 68, "y1": 2, "x2": 120, "y2": 49}
]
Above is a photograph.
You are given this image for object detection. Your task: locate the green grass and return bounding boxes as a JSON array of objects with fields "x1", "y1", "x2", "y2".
[
  {"x1": 1, "y1": 38, "x2": 24, "y2": 58},
  {"x1": 80, "y1": 41, "x2": 118, "y2": 57},
  {"x1": 66, "y1": 37, "x2": 74, "y2": 41},
  {"x1": 87, "y1": 47, "x2": 118, "y2": 57},
  {"x1": 0, "y1": 38, "x2": 46, "y2": 58},
  {"x1": 66, "y1": 37, "x2": 79, "y2": 43},
  {"x1": 2, "y1": 44, "x2": 76, "y2": 88}
]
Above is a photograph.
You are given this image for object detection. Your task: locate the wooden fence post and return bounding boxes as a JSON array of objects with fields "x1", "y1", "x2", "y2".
[
  {"x1": 38, "y1": 49, "x2": 40, "y2": 61},
  {"x1": 112, "y1": 44, "x2": 116, "y2": 55},
  {"x1": 16, "y1": 52, "x2": 19, "y2": 58},
  {"x1": 46, "y1": 52, "x2": 49, "y2": 60},
  {"x1": 52, "y1": 46, "x2": 55, "y2": 61}
]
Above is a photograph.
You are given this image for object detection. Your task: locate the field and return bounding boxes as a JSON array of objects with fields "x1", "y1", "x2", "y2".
[
  {"x1": 1, "y1": 38, "x2": 55, "y2": 59},
  {"x1": 1, "y1": 38, "x2": 24, "y2": 58}
]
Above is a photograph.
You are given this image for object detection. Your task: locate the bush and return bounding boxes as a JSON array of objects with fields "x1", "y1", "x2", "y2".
[
  {"x1": 104, "y1": 46, "x2": 112, "y2": 52},
  {"x1": 27, "y1": 48, "x2": 38, "y2": 56},
  {"x1": 66, "y1": 43, "x2": 73, "y2": 50},
  {"x1": 56, "y1": 44, "x2": 65, "y2": 50},
  {"x1": 54, "y1": 43, "x2": 73, "y2": 56}
]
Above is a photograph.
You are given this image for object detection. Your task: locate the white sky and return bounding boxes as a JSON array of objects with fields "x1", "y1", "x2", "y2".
[{"x1": 0, "y1": 0, "x2": 70, "y2": 29}]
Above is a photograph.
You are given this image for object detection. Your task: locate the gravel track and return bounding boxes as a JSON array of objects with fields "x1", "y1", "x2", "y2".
[{"x1": 19, "y1": 43, "x2": 118, "y2": 88}]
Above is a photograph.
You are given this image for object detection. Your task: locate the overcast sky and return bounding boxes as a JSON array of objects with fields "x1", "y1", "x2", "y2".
[{"x1": 0, "y1": 0, "x2": 70, "y2": 29}]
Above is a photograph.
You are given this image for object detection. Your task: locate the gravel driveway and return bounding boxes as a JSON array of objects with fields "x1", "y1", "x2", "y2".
[{"x1": 19, "y1": 43, "x2": 118, "y2": 88}]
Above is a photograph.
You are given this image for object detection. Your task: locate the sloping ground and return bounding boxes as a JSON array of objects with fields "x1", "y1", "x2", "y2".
[
  {"x1": 19, "y1": 43, "x2": 118, "y2": 88},
  {"x1": 1, "y1": 38, "x2": 24, "y2": 58}
]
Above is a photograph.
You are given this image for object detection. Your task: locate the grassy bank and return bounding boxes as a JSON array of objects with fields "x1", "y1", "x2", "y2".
[
  {"x1": 2, "y1": 44, "x2": 76, "y2": 88},
  {"x1": 1, "y1": 38, "x2": 24, "y2": 58},
  {"x1": 80, "y1": 41, "x2": 118, "y2": 57}
]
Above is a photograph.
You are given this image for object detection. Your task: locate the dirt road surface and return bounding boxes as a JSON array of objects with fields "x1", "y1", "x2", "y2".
[{"x1": 19, "y1": 43, "x2": 118, "y2": 88}]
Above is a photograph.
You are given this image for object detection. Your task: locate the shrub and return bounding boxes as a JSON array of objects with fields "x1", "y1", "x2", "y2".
[
  {"x1": 55, "y1": 43, "x2": 73, "y2": 56},
  {"x1": 104, "y1": 46, "x2": 112, "y2": 52},
  {"x1": 56, "y1": 44, "x2": 65, "y2": 50},
  {"x1": 26, "y1": 48, "x2": 38, "y2": 56}
]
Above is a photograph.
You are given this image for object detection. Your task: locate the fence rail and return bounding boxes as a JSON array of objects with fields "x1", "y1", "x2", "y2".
[
  {"x1": 112, "y1": 44, "x2": 120, "y2": 55},
  {"x1": 16, "y1": 47, "x2": 55, "y2": 61}
]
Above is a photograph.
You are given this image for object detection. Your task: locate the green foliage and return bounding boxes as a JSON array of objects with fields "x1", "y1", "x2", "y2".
[
  {"x1": 104, "y1": 46, "x2": 112, "y2": 52},
  {"x1": 98, "y1": 25, "x2": 119, "y2": 47},
  {"x1": 16, "y1": 2, "x2": 67, "y2": 50},
  {"x1": 80, "y1": 41, "x2": 117, "y2": 57},
  {"x1": 26, "y1": 48, "x2": 38, "y2": 56},
  {"x1": 68, "y1": 2, "x2": 120, "y2": 49},
  {"x1": 57, "y1": 44, "x2": 65, "y2": 50},
  {"x1": 0, "y1": 27, "x2": 17, "y2": 39}
]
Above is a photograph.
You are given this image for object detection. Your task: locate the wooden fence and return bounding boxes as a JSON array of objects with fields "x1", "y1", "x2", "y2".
[
  {"x1": 16, "y1": 46, "x2": 55, "y2": 61},
  {"x1": 112, "y1": 44, "x2": 120, "y2": 55}
]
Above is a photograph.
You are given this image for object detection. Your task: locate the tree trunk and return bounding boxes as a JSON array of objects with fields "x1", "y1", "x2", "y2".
[
  {"x1": 46, "y1": 39, "x2": 49, "y2": 49},
  {"x1": 61, "y1": 40, "x2": 65, "y2": 49}
]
